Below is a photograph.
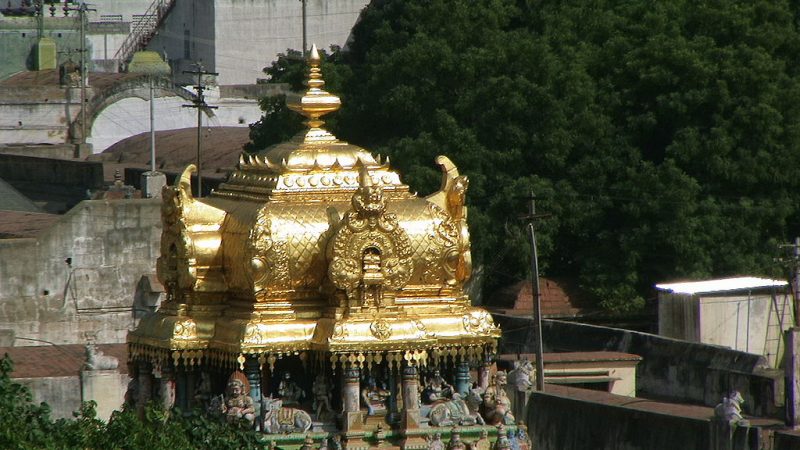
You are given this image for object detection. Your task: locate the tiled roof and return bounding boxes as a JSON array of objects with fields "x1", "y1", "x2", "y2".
[
  {"x1": 542, "y1": 384, "x2": 781, "y2": 427},
  {"x1": 89, "y1": 127, "x2": 250, "y2": 182},
  {"x1": 0, "y1": 210, "x2": 60, "y2": 238},
  {"x1": 0, "y1": 343, "x2": 128, "y2": 378},
  {"x1": 489, "y1": 278, "x2": 590, "y2": 318},
  {"x1": 498, "y1": 351, "x2": 642, "y2": 364}
]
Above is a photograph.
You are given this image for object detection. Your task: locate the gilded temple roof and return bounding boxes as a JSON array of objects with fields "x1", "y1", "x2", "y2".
[{"x1": 128, "y1": 45, "x2": 499, "y2": 368}]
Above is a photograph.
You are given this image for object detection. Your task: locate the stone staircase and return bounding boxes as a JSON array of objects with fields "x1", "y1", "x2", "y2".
[{"x1": 114, "y1": 0, "x2": 176, "y2": 65}]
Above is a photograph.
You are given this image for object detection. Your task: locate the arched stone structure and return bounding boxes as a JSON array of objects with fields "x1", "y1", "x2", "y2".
[{"x1": 69, "y1": 76, "x2": 217, "y2": 152}]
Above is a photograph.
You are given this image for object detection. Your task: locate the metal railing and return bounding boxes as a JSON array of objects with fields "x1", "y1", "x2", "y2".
[{"x1": 114, "y1": 0, "x2": 175, "y2": 65}]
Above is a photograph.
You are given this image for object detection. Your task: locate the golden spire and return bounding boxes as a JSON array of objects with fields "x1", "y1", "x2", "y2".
[{"x1": 286, "y1": 44, "x2": 342, "y2": 133}]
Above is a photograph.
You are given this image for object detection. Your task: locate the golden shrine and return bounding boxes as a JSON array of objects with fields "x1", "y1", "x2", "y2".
[{"x1": 128, "y1": 46, "x2": 527, "y2": 450}]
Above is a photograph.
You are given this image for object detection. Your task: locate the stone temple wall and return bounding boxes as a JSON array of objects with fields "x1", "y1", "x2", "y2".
[{"x1": 0, "y1": 198, "x2": 162, "y2": 346}]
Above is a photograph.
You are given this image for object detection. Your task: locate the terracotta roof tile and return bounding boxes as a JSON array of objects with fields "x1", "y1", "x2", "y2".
[
  {"x1": 488, "y1": 278, "x2": 591, "y2": 318},
  {"x1": 0, "y1": 344, "x2": 128, "y2": 378},
  {"x1": 0, "y1": 210, "x2": 60, "y2": 238}
]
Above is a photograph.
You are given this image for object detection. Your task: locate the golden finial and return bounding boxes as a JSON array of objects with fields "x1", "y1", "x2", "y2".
[{"x1": 286, "y1": 44, "x2": 341, "y2": 130}]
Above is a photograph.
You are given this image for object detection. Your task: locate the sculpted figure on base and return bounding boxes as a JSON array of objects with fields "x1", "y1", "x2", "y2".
[
  {"x1": 278, "y1": 372, "x2": 304, "y2": 406},
  {"x1": 312, "y1": 373, "x2": 333, "y2": 419},
  {"x1": 422, "y1": 369, "x2": 454, "y2": 404},
  {"x1": 223, "y1": 378, "x2": 256, "y2": 425},
  {"x1": 481, "y1": 371, "x2": 515, "y2": 425},
  {"x1": 361, "y1": 376, "x2": 390, "y2": 416}
]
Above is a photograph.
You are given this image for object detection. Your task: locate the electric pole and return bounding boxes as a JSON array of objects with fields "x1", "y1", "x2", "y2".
[
  {"x1": 779, "y1": 237, "x2": 800, "y2": 326},
  {"x1": 65, "y1": 2, "x2": 94, "y2": 145},
  {"x1": 182, "y1": 62, "x2": 218, "y2": 198},
  {"x1": 300, "y1": 0, "x2": 308, "y2": 55},
  {"x1": 523, "y1": 193, "x2": 550, "y2": 391}
]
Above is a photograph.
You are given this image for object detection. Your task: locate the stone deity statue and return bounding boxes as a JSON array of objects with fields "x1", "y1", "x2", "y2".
[
  {"x1": 277, "y1": 372, "x2": 304, "y2": 406},
  {"x1": 361, "y1": 376, "x2": 390, "y2": 415},
  {"x1": 481, "y1": 371, "x2": 515, "y2": 425},
  {"x1": 312, "y1": 372, "x2": 333, "y2": 419},
  {"x1": 714, "y1": 390, "x2": 749, "y2": 426},
  {"x1": 224, "y1": 378, "x2": 256, "y2": 425},
  {"x1": 423, "y1": 369, "x2": 454, "y2": 404},
  {"x1": 427, "y1": 432, "x2": 445, "y2": 450}
]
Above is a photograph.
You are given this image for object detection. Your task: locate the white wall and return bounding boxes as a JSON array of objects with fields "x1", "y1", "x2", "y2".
[{"x1": 698, "y1": 293, "x2": 792, "y2": 367}]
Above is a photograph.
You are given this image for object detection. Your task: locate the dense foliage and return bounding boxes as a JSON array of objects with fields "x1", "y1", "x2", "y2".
[
  {"x1": 0, "y1": 355, "x2": 260, "y2": 450},
  {"x1": 250, "y1": 0, "x2": 800, "y2": 312}
]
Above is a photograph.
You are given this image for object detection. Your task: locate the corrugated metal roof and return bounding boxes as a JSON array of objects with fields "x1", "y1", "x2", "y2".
[{"x1": 655, "y1": 277, "x2": 787, "y2": 295}]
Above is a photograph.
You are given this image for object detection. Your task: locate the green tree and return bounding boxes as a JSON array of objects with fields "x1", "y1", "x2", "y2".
[
  {"x1": 249, "y1": 0, "x2": 800, "y2": 313},
  {"x1": 0, "y1": 354, "x2": 261, "y2": 449}
]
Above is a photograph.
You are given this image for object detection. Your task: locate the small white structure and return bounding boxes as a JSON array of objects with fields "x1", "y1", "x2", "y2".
[{"x1": 657, "y1": 277, "x2": 792, "y2": 367}]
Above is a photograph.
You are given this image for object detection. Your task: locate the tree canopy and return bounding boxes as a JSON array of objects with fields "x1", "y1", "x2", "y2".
[
  {"x1": 0, "y1": 355, "x2": 260, "y2": 450},
  {"x1": 249, "y1": 0, "x2": 800, "y2": 312}
]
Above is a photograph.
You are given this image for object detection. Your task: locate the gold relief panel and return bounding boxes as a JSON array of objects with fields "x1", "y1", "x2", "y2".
[
  {"x1": 328, "y1": 170, "x2": 414, "y2": 303},
  {"x1": 248, "y1": 209, "x2": 290, "y2": 293}
]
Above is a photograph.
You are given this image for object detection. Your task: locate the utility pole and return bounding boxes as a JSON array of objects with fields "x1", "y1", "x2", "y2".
[
  {"x1": 779, "y1": 237, "x2": 800, "y2": 326},
  {"x1": 182, "y1": 62, "x2": 218, "y2": 198},
  {"x1": 65, "y1": 2, "x2": 94, "y2": 146},
  {"x1": 300, "y1": 0, "x2": 308, "y2": 55},
  {"x1": 523, "y1": 193, "x2": 550, "y2": 391}
]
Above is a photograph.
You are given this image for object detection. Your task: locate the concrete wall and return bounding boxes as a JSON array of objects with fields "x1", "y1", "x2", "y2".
[
  {"x1": 149, "y1": 0, "x2": 216, "y2": 84},
  {"x1": 658, "y1": 292, "x2": 700, "y2": 341},
  {"x1": 660, "y1": 290, "x2": 793, "y2": 368},
  {"x1": 0, "y1": 84, "x2": 78, "y2": 145},
  {"x1": 80, "y1": 369, "x2": 129, "y2": 421},
  {"x1": 0, "y1": 198, "x2": 162, "y2": 345},
  {"x1": 496, "y1": 317, "x2": 784, "y2": 418},
  {"x1": 0, "y1": 16, "x2": 84, "y2": 80},
  {"x1": 150, "y1": 0, "x2": 369, "y2": 85},
  {"x1": 16, "y1": 376, "x2": 82, "y2": 420}
]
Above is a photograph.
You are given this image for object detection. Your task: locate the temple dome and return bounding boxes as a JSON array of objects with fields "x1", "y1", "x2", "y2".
[{"x1": 129, "y1": 44, "x2": 499, "y2": 368}]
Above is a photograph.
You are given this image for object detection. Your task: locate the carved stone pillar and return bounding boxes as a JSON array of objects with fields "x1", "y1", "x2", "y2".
[
  {"x1": 136, "y1": 360, "x2": 152, "y2": 418},
  {"x1": 342, "y1": 366, "x2": 362, "y2": 431},
  {"x1": 401, "y1": 365, "x2": 421, "y2": 426},
  {"x1": 160, "y1": 364, "x2": 176, "y2": 411},
  {"x1": 478, "y1": 364, "x2": 490, "y2": 391},
  {"x1": 244, "y1": 357, "x2": 262, "y2": 421},
  {"x1": 455, "y1": 362, "x2": 470, "y2": 396},
  {"x1": 400, "y1": 364, "x2": 426, "y2": 448}
]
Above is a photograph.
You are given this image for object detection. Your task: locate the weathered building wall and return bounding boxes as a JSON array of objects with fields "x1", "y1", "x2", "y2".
[
  {"x1": 149, "y1": 0, "x2": 369, "y2": 85},
  {"x1": 0, "y1": 84, "x2": 77, "y2": 145},
  {"x1": 0, "y1": 16, "x2": 83, "y2": 80},
  {"x1": 0, "y1": 199, "x2": 162, "y2": 345},
  {"x1": 15, "y1": 376, "x2": 82, "y2": 420},
  {"x1": 496, "y1": 317, "x2": 783, "y2": 418},
  {"x1": 148, "y1": 0, "x2": 215, "y2": 84}
]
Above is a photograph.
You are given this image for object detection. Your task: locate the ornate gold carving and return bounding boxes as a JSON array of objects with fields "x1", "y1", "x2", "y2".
[
  {"x1": 248, "y1": 209, "x2": 290, "y2": 294},
  {"x1": 328, "y1": 169, "x2": 413, "y2": 302},
  {"x1": 173, "y1": 319, "x2": 197, "y2": 341},
  {"x1": 370, "y1": 319, "x2": 392, "y2": 340},
  {"x1": 331, "y1": 323, "x2": 348, "y2": 341},
  {"x1": 423, "y1": 156, "x2": 472, "y2": 286},
  {"x1": 462, "y1": 310, "x2": 499, "y2": 335},
  {"x1": 157, "y1": 166, "x2": 197, "y2": 296}
]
